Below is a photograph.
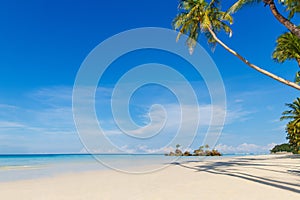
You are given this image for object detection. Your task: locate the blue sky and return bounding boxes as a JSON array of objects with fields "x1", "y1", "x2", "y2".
[{"x1": 0, "y1": 0, "x2": 299, "y2": 154}]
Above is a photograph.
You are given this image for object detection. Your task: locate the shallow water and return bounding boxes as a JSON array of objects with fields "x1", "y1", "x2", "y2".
[{"x1": 0, "y1": 154, "x2": 255, "y2": 182}]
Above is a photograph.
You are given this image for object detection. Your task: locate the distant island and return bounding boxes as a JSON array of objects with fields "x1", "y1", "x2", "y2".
[{"x1": 165, "y1": 144, "x2": 221, "y2": 156}]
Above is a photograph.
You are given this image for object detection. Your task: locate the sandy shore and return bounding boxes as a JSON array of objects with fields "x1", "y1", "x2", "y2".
[{"x1": 0, "y1": 155, "x2": 299, "y2": 200}]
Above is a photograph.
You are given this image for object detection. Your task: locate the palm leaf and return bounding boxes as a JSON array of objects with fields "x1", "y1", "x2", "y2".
[
  {"x1": 295, "y1": 71, "x2": 300, "y2": 84},
  {"x1": 227, "y1": 0, "x2": 262, "y2": 14},
  {"x1": 273, "y1": 31, "x2": 300, "y2": 65},
  {"x1": 173, "y1": 0, "x2": 233, "y2": 53},
  {"x1": 281, "y1": 0, "x2": 300, "y2": 19}
]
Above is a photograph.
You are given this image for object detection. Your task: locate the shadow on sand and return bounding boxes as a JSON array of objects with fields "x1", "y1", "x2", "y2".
[{"x1": 171, "y1": 155, "x2": 300, "y2": 194}]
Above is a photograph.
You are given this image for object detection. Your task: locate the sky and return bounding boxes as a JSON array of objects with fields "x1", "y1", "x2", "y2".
[{"x1": 0, "y1": 0, "x2": 299, "y2": 154}]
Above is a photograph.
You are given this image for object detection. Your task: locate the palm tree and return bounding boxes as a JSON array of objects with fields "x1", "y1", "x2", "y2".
[
  {"x1": 286, "y1": 121, "x2": 300, "y2": 153},
  {"x1": 228, "y1": 0, "x2": 300, "y2": 39},
  {"x1": 173, "y1": 0, "x2": 300, "y2": 90},
  {"x1": 280, "y1": 97, "x2": 300, "y2": 122},
  {"x1": 281, "y1": 98, "x2": 300, "y2": 153},
  {"x1": 272, "y1": 31, "x2": 300, "y2": 67},
  {"x1": 272, "y1": 31, "x2": 300, "y2": 83}
]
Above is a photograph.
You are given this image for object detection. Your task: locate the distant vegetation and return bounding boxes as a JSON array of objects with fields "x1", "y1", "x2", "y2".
[
  {"x1": 281, "y1": 98, "x2": 300, "y2": 154},
  {"x1": 270, "y1": 143, "x2": 293, "y2": 154},
  {"x1": 165, "y1": 144, "x2": 221, "y2": 156}
]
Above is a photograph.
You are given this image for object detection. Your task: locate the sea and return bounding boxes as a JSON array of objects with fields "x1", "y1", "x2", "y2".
[{"x1": 0, "y1": 153, "x2": 257, "y2": 182}]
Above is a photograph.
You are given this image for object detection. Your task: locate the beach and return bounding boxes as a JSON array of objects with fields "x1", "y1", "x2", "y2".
[{"x1": 0, "y1": 154, "x2": 299, "y2": 199}]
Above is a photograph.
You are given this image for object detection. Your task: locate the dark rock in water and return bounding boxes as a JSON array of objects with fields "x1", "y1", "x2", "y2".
[
  {"x1": 210, "y1": 149, "x2": 222, "y2": 156},
  {"x1": 183, "y1": 151, "x2": 192, "y2": 156},
  {"x1": 165, "y1": 145, "x2": 222, "y2": 156},
  {"x1": 168, "y1": 152, "x2": 175, "y2": 156},
  {"x1": 175, "y1": 149, "x2": 183, "y2": 156},
  {"x1": 193, "y1": 149, "x2": 205, "y2": 156}
]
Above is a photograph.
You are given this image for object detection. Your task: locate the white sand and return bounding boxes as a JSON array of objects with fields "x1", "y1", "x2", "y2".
[{"x1": 0, "y1": 155, "x2": 299, "y2": 200}]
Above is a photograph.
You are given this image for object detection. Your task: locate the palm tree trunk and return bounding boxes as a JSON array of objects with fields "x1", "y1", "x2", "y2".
[
  {"x1": 265, "y1": 0, "x2": 300, "y2": 39},
  {"x1": 207, "y1": 27, "x2": 300, "y2": 90}
]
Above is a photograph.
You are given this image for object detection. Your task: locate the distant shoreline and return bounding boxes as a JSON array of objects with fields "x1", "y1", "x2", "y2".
[{"x1": 0, "y1": 152, "x2": 270, "y2": 156}]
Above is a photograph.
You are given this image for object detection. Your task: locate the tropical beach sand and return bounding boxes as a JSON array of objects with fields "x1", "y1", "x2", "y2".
[{"x1": 0, "y1": 155, "x2": 299, "y2": 200}]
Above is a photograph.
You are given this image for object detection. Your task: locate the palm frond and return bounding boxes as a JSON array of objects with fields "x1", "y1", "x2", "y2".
[
  {"x1": 272, "y1": 31, "x2": 300, "y2": 65},
  {"x1": 281, "y1": 0, "x2": 300, "y2": 19},
  {"x1": 281, "y1": 98, "x2": 300, "y2": 122},
  {"x1": 173, "y1": 0, "x2": 234, "y2": 53},
  {"x1": 295, "y1": 71, "x2": 300, "y2": 84},
  {"x1": 227, "y1": 0, "x2": 262, "y2": 14}
]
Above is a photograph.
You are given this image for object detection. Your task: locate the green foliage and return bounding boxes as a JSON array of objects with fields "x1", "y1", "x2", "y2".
[
  {"x1": 281, "y1": 98, "x2": 300, "y2": 121},
  {"x1": 281, "y1": 0, "x2": 300, "y2": 19},
  {"x1": 228, "y1": 0, "x2": 300, "y2": 20},
  {"x1": 270, "y1": 143, "x2": 292, "y2": 153},
  {"x1": 285, "y1": 121, "x2": 300, "y2": 154},
  {"x1": 272, "y1": 31, "x2": 300, "y2": 84},
  {"x1": 295, "y1": 71, "x2": 300, "y2": 84},
  {"x1": 281, "y1": 98, "x2": 300, "y2": 154},
  {"x1": 272, "y1": 31, "x2": 300, "y2": 66},
  {"x1": 172, "y1": 0, "x2": 233, "y2": 53},
  {"x1": 173, "y1": 0, "x2": 300, "y2": 90},
  {"x1": 227, "y1": 0, "x2": 262, "y2": 14}
]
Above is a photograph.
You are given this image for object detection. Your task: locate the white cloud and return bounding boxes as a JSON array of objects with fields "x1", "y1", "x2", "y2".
[
  {"x1": 234, "y1": 99, "x2": 243, "y2": 103},
  {"x1": 0, "y1": 121, "x2": 25, "y2": 128},
  {"x1": 86, "y1": 101, "x2": 252, "y2": 151},
  {"x1": 215, "y1": 143, "x2": 277, "y2": 154},
  {"x1": 114, "y1": 144, "x2": 179, "y2": 154},
  {"x1": 0, "y1": 85, "x2": 256, "y2": 154},
  {"x1": 122, "y1": 103, "x2": 250, "y2": 136},
  {"x1": 0, "y1": 104, "x2": 18, "y2": 110},
  {"x1": 25, "y1": 86, "x2": 252, "y2": 137}
]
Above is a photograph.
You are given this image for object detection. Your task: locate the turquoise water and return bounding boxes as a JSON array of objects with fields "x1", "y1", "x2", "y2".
[
  {"x1": 0, "y1": 154, "x2": 175, "y2": 182},
  {"x1": 0, "y1": 154, "x2": 100, "y2": 182},
  {"x1": 0, "y1": 154, "x2": 253, "y2": 182}
]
